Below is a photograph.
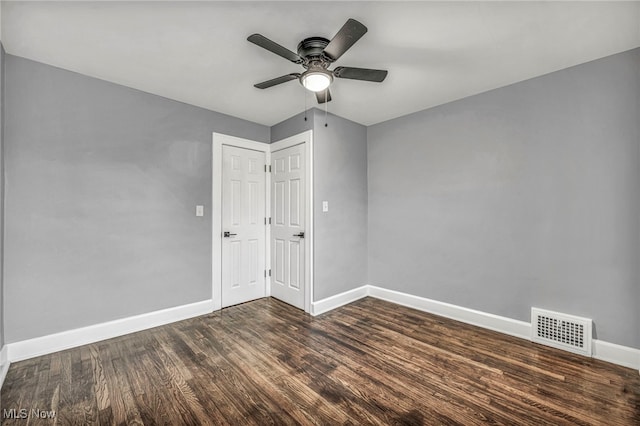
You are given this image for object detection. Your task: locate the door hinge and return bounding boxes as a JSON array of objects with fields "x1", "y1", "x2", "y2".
[
  {"x1": 265, "y1": 164, "x2": 271, "y2": 172},
  {"x1": 264, "y1": 217, "x2": 272, "y2": 225},
  {"x1": 264, "y1": 270, "x2": 267, "y2": 277},
  {"x1": 269, "y1": 217, "x2": 271, "y2": 225},
  {"x1": 269, "y1": 269, "x2": 272, "y2": 277}
]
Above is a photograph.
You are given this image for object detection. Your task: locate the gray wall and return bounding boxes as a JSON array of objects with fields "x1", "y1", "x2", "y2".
[
  {"x1": 4, "y1": 55, "x2": 269, "y2": 342},
  {"x1": 312, "y1": 109, "x2": 367, "y2": 300},
  {"x1": 0, "y1": 44, "x2": 5, "y2": 349},
  {"x1": 368, "y1": 48, "x2": 640, "y2": 348},
  {"x1": 271, "y1": 108, "x2": 368, "y2": 301},
  {"x1": 4, "y1": 46, "x2": 637, "y2": 349},
  {"x1": 270, "y1": 109, "x2": 313, "y2": 144}
]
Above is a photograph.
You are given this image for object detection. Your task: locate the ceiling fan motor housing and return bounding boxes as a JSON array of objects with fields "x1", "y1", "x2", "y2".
[{"x1": 297, "y1": 37, "x2": 332, "y2": 68}]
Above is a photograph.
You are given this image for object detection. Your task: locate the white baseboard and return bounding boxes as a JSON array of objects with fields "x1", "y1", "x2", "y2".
[
  {"x1": 4, "y1": 287, "x2": 638, "y2": 373},
  {"x1": 316, "y1": 285, "x2": 639, "y2": 371},
  {"x1": 0, "y1": 345, "x2": 9, "y2": 390},
  {"x1": 592, "y1": 339, "x2": 640, "y2": 370},
  {"x1": 367, "y1": 285, "x2": 532, "y2": 340},
  {"x1": 7, "y1": 299, "x2": 214, "y2": 363},
  {"x1": 311, "y1": 285, "x2": 368, "y2": 316}
]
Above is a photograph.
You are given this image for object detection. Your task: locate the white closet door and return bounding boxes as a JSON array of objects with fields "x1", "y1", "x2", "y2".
[
  {"x1": 271, "y1": 143, "x2": 305, "y2": 309},
  {"x1": 221, "y1": 145, "x2": 266, "y2": 307}
]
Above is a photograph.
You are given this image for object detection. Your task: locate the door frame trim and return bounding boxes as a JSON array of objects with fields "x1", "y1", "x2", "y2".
[
  {"x1": 212, "y1": 130, "x2": 313, "y2": 313},
  {"x1": 212, "y1": 133, "x2": 271, "y2": 311},
  {"x1": 270, "y1": 130, "x2": 314, "y2": 313}
]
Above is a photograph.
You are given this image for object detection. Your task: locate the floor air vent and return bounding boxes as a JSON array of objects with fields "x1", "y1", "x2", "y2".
[{"x1": 531, "y1": 308, "x2": 592, "y2": 356}]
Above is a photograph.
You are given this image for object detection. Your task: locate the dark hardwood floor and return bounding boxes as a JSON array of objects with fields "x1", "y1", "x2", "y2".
[{"x1": 1, "y1": 297, "x2": 638, "y2": 425}]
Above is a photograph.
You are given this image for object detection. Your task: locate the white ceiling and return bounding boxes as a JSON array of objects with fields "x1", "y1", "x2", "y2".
[{"x1": 3, "y1": 1, "x2": 639, "y2": 126}]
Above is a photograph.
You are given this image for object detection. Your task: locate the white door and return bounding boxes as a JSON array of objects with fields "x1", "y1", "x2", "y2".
[
  {"x1": 221, "y1": 145, "x2": 266, "y2": 307},
  {"x1": 271, "y1": 143, "x2": 306, "y2": 309}
]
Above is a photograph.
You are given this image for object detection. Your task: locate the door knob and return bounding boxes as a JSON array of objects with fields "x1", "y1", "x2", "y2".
[
  {"x1": 293, "y1": 232, "x2": 305, "y2": 238},
  {"x1": 223, "y1": 231, "x2": 237, "y2": 238}
]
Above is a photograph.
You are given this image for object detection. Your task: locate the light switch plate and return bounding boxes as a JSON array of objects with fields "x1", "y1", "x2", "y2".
[
  {"x1": 322, "y1": 201, "x2": 329, "y2": 212},
  {"x1": 196, "y1": 205, "x2": 204, "y2": 217}
]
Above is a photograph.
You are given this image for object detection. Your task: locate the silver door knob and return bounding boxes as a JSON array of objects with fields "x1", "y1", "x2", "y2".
[
  {"x1": 223, "y1": 231, "x2": 237, "y2": 238},
  {"x1": 293, "y1": 232, "x2": 305, "y2": 238}
]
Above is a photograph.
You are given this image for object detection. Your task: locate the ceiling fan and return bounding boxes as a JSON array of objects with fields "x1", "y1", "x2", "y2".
[{"x1": 248, "y1": 19, "x2": 388, "y2": 104}]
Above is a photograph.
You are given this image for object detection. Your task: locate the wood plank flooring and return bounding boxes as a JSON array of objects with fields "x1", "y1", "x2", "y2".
[{"x1": 1, "y1": 297, "x2": 639, "y2": 425}]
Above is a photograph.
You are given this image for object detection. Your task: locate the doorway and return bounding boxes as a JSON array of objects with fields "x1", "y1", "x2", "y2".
[{"x1": 212, "y1": 131, "x2": 313, "y2": 313}]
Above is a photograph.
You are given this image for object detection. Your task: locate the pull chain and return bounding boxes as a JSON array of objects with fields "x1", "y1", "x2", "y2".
[
  {"x1": 324, "y1": 90, "x2": 328, "y2": 127},
  {"x1": 304, "y1": 88, "x2": 307, "y2": 121}
]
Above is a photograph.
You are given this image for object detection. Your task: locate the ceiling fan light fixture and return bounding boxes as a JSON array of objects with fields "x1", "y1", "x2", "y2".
[
  {"x1": 300, "y1": 70, "x2": 332, "y2": 92},
  {"x1": 249, "y1": 19, "x2": 387, "y2": 103}
]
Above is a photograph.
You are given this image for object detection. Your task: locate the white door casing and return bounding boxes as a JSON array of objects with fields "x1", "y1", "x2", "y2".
[
  {"x1": 221, "y1": 145, "x2": 266, "y2": 307},
  {"x1": 271, "y1": 143, "x2": 305, "y2": 309},
  {"x1": 212, "y1": 130, "x2": 313, "y2": 313}
]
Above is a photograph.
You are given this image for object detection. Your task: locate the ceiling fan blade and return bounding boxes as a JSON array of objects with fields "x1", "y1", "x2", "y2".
[
  {"x1": 316, "y1": 89, "x2": 332, "y2": 104},
  {"x1": 254, "y1": 73, "x2": 301, "y2": 89},
  {"x1": 333, "y1": 66, "x2": 388, "y2": 82},
  {"x1": 323, "y1": 19, "x2": 368, "y2": 61},
  {"x1": 247, "y1": 34, "x2": 302, "y2": 64}
]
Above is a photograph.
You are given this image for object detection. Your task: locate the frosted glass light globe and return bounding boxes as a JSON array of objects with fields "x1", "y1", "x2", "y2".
[{"x1": 301, "y1": 72, "x2": 332, "y2": 92}]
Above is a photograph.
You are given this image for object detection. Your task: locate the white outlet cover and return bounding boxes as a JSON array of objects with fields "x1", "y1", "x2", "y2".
[
  {"x1": 196, "y1": 205, "x2": 204, "y2": 217},
  {"x1": 322, "y1": 201, "x2": 329, "y2": 212}
]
